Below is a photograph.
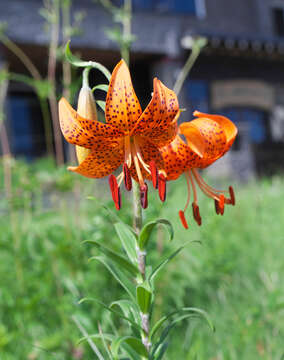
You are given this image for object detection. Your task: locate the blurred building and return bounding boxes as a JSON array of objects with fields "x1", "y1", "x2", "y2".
[{"x1": 1, "y1": 0, "x2": 284, "y2": 177}]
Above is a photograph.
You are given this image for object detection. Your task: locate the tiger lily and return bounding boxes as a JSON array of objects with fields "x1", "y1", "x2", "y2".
[
  {"x1": 58, "y1": 60, "x2": 179, "y2": 210},
  {"x1": 160, "y1": 111, "x2": 238, "y2": 228}
]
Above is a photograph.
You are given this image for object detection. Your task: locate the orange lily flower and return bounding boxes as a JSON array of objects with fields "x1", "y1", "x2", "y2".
[
  {"x1": 58, "y1": 59, "x2": 179, "y2": 209},
  {"x1": 160, "y1": 111, "x2": 238, "y2": 228}
]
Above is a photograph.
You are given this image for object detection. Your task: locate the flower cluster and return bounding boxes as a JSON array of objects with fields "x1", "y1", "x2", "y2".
[{"x1": 58, "y1": 60, "x2": 237, "y2": 228}]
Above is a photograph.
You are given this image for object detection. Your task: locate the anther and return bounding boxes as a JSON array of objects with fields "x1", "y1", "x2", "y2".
[
  {"x1": 158, "y1": 174, "x2": 166, "y2": 202},
  {"x1": 215, "y1": 199, "x2": 220, "y2": 215},
  {"x1": 109, "y1": 174, "x2": 121, "y2": 210},
  {"x1": 218, "y1": 194, "x2": 225, "y2": 215},
  {"x1": 192, "y1": 202, "x2": 202, "y2": 226},
  {"x1": 229, "y1": 186, "x2": 235, "y2": 206},
  {"x1": 140, "y1": 183, "x2": 148, "y2": 209},
  {"x1": 149, "y1": 161, "x2": 158, "y2": 189},
  {"x1": 123, "y1": 163, "x2": 132, "y2": 191},
  {"x1": 179, "y1": 210, "x2": 189, "y2": 229}
]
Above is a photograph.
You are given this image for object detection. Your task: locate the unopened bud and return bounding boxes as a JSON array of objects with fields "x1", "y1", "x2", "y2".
[{"x1": 76, "y1": 85, "x2": 98, "y2": 164}]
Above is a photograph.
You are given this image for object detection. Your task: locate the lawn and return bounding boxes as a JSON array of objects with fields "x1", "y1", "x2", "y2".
[{"x1": 0, "y1": 158, "x2": 283, "y2": 359}]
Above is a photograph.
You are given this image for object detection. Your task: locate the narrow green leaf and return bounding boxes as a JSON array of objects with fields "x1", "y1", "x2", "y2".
[
  {"x1": 65, "y1": 41, "x2": 111, "y2": 80},
  {"x1": 79, "y1": 297, "x2": 141, "y2": 331},
  {"x1": 110, "y1": 300, "x2": 140, "y2": 323},
  {"x1": 148, "y1": 245, "x2": 186, "y2": 284},
  {"x1": 114, "y1": 222, "x2": 138, "y2": 264},
  {"x1": 96, "y1": 100, "x2": 106, "y2": 112},
  {"x1": 92, "y1": 84, "x2": 109, "y2": 93},
  {"x1": 78, "y1": 333, "x2": 114, "y2": 345},
  {"x1": 98, "y1": 323, "x2": 113, "y2": 360},
  {"x1": 148, "y1": 241, "x2": 201, "y2": 284},
  {"x1": 84, "y1": 239, "x2": 139, "y2": 276},
  {"x1": 90, "y1": 255, "x2": 136, "y2": 300},
  {"x1": 111, "y1": 336, "x2": 148, "y2": 359},
  {"x1": 150, "y1": 306, "x2": 214, "y2": 341},
  {"x1": 136, "y1": 285, "x2": 152, "y2": 314},
  {"x1": 139, "y1": 219, "x2": 174, "y2": 250}
]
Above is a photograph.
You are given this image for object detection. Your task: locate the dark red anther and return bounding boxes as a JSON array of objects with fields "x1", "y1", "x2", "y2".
[
  {"x1": 215, "y1": 199, "x2": 220, "y2": 215},
  {"x1": 218, "y1": 194, "x2": 225, "y2": 215},
  {"x1": 108, "y1": 174, "x2": 121, "y2": 210},
  {"x1": 149, "y1": 161, "x2": 158, "y2": 189},
  {"x1": 158, "y1": 174, "x2": 166, "y2": 202},
  {"x1": 179, "y1": 210, "x2": 189, "y2": 229},
  {"x1": 123, "y1": 163, "x2": 132, "y2": 191},
  {"x1": 140, "y1": 183, "x2": 148, "y2": 209},
  {"x1": 229, "y1": 186, "x2": 235, "y2": 206},
  {"x1": 192, "y1": 203, "x2": 202, "y2": 226}
]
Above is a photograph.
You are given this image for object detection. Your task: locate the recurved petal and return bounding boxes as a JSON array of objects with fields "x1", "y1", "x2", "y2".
[
  {"x1": 160, "y1": 135, "x2": 202, "y2": 180},
  {"x1": 105, "y1": 60, "x2": 142, "y2": 132},
  {"x1": 180, "y1": 118, "x2": 227, "y2": 168},
  {"x1": 193, "y1": 111, "x2": 238, "y2": 153},
  {"x1": 68, "y1": 143, "x2": 124, "y2": 178},
  {"x1": 131, "y1": 78, "x2": 179, "y2": 146},
  {"x1": 59, "y1": 97, "x2": 123, "y2": 149}
]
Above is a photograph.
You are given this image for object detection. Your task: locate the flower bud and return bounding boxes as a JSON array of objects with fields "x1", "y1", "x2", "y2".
[{"x1": 75, "y1": 85, "x2": 98, "y2": 164}]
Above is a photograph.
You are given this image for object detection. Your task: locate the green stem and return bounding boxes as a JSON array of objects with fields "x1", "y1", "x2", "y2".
[{"x1": 173, "y1": 40, "x2": 205, "y2": 96}]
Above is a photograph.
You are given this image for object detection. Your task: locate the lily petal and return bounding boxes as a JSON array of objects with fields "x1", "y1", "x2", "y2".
[
  {"x1": 68, "y1": 144, "x2": 124, "y2": 178},
  {"x1": 179, "y1": 118, "x2": 227, "y2": 168},
  {"x1": 59, "y1": 97, "x2": 123, "y2": 149},
  {"x1": 105, "y1": 59, "x2": 142, "y2": 133},
  {"x1": 193, "y1": 111, "x2": 238, "y2": 154},
  {"x1": 160, "y1": 135, "x2": 202, "y2": 180},
  {"x1": 131, "y1": 78, "x2": 179, "y2": 146}
]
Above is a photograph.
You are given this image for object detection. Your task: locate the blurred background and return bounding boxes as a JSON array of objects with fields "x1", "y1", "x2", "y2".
[{"x1": 0, "y1": 0, "x2": 284, "y2": 359}]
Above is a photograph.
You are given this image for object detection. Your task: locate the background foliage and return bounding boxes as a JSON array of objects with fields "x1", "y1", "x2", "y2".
[{"x1": 0, "y1": 158, "x2": 283, "y2": 359}]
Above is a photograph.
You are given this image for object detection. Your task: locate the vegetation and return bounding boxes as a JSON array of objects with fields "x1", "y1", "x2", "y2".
[{"x1": 0, "y1": 158, "x2": 283, "y2": 359}]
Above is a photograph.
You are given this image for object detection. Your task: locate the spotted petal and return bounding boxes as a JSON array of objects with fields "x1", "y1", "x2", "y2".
[
  {"x1": 160, "y1": 135, "x2": 202, "y2": 180},
  {"x1": 179, "y1": 117, "x2": 227, "y2": 168},
  {"x1": 59, "y1": 97, "x2": 123, "y2": 149},
  {"x1": 105, "y1": 60, "x2": 142, "y2": 133},
  {"x1": 131, "y1": 78, "x2": 179, "y2": 146},
  {"x1": 193, "y1": 111, "x2": 238, "y2": 154},
  {"x1": 68, "y1": 144, "x2": 124, "y2": 178}
]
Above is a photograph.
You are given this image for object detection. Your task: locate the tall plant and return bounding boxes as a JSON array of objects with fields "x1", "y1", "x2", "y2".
[{"x1": 58, "y1": 1, "x2": 238, "y2": 358}]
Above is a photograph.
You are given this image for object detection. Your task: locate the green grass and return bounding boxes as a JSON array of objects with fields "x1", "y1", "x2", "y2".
[{"x1": 0, "y1": 158, "x2": 284, "y2": 359}]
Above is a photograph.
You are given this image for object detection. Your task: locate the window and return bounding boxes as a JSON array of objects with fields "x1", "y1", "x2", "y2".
[
  {"x1": 7, "y1": 94, "x2": 46, "y2": 159},
  {"x1": 272, "y1": 7, "x2": 284, "y2": 36},
  {"x1": 131, "y1": 0, "x2": 201, "y2": 15},
  {"x1": 186, "y1": 80, "x2": 209, "y2": 113}
]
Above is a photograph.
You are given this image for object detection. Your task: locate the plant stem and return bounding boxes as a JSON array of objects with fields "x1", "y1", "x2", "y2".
[
  {"x1": 173, "y1": 40, "x2": 206, "y2": 96},
  {"x1": 47, "y1": 0, "x2": 64, "y2": 165}
]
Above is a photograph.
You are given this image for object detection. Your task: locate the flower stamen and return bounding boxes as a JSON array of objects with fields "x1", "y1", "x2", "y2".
[
  {"x1": 109, "y1": 174, "x2": 121, "y2": 210},
  {"x1": 158, "y1": 173, "x2": 167, "y2": 202},
  {"x1": 140, "y1": 183, "x2": 148, "y2": 209},
  {"x1": 149, "y1": 161, "x2": 158, "y2": 189},
  {"x1": 123, "y1": 163, "x2": 132, "y2": 191}
]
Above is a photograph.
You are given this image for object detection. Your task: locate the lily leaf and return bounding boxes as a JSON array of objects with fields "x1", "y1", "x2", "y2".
[
  {"x1": 96, "y1": 100, "x2": 106, "y2": 112},
  {"x1": 150, "y1": 306, "x2": 214, "y2": 341},
  {"x1": 84, "y1": 239, "x2": 139, "y2": 277},
  {"x1": 65, "y1": 41, "x2": 111, "y2": 80},
  {"x1": 79, "y1": 297, "x2": 141, "y2": 331},
  {"x1": 138, "y1": 219, "x2": 174, "y2": 250},
  {"x1": 136, "y1": 284, "x2": 152, "y2": 314},
  {"x1": 114, "y1": 222, "x2": 138, "y2": 264},
  {"x1": 90, "y1": 255, "x2": 136, "y2": 300},
  {"x1": 148, "y1": 241, "x2": 201, "y2": 284},
  {"x1": 92, "y1": 84, "x2": 109, "y2": 93},
  {"x1": 111, "y1": 336, "x2": 148, "y2": 360}
]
